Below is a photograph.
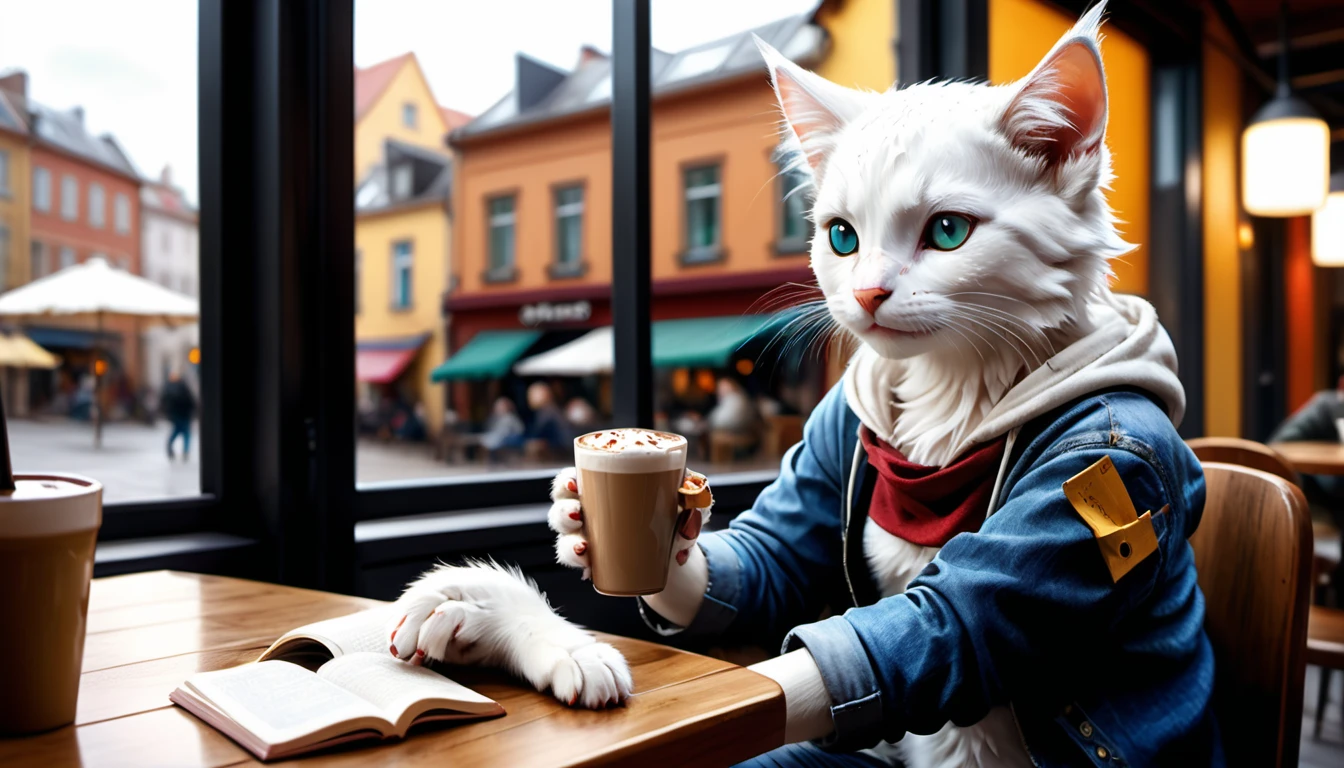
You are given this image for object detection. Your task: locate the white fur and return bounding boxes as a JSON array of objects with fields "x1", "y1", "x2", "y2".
[
  {"x1": 389, "y1": 3, "x2": 1124, "y2": 762},
  {"x1": 759, "y1": 3, "x2": 1116, "y2": 765},
  {"x1": 390, "y1": 559, "x2": 633, "y2": 709}
]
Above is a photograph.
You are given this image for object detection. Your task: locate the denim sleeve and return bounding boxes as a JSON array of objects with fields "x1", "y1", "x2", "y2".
[
  {"x1": 782, "y1": 439, "x2": 1193, "y2": 750},
  {"x1": 639, "y1": 383, "x2": 850, "y2": 643}
]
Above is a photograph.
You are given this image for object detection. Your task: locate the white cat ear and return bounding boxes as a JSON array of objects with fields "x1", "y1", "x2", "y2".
[
  {"x1": 754, "y1": 35, "x2": 865, "y2": 175},
  {"x1": 1001, "y1": 2, "x2": 1108, "y2": 166}
]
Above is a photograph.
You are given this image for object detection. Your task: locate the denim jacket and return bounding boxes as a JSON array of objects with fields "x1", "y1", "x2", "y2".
[{"x1": 663, "y1": 383, "x2": 1220, "y2": 766}]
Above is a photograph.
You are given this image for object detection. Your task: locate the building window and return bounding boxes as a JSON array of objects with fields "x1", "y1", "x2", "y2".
[
  {"x1": 402, "y1": 103, "x2": 417, "y2": 129},
  {"x1": 89, "y1": 183, "x2": 106, "y2": 228},
  {"x1": 114, "y1": 193, "x2": 130, "y2": 234},
  {"x1": 61, "y1": 175, "x2": 78, "y2": 221},
  {"x1": 552, "y1": 185, "x2": 584, "y2": 277},
  {"x1": 391, "y1": 240, "x2": 412, "y2": 310},
  {"x1": 33, "y1": 167, "x2": 51, "y2": 212},
  {"x1": 0, "y1": 225, "x2": 9, "y2": 287},
  {"x1": 777, "y1": 164, "x2": 811, "y2": 253},
  {"x1": 60, "y1": 246, "x2": 77, "y2": 269},
  {"x1": 0, "y1": 150, "x2": 9, "y2": 196},
  {"x1": 391, "y1": 164, "x2": 413, "y2": 200},
  {"x1": 116, "y1": 255, "x2": 129, "y2": 271},
  {"x1": 30, "y1": 241, "x2": 46, "y2": 279},
  {"x1": 486, "y1": 195, "x2": 516, "y2": 281},
  {"x1": 682, "y1": 164, "x2": 722, "y2": 264}
]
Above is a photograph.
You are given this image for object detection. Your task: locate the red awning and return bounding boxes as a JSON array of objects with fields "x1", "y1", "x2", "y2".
[{"x1": 356, "y1": 347, "x2": 419, "y2": 384}]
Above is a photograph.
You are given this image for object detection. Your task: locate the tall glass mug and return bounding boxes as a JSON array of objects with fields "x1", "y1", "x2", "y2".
[
  {"x1": 0, "y1": 474, "x2": 102, "y2": 734},
  {"x1": 574, "y1": 430, "x2": 688, "y2": 596}
]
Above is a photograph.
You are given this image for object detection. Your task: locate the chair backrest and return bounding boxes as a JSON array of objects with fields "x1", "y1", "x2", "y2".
[
  {"x1": 1187, "y1": 436, "x2": 1302, "y2": 487},
  {"x1": 1190, "y1": 462, "x2": 1313, "y2": 768}
]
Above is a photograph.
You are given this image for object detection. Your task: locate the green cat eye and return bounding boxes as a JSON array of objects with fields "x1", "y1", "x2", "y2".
[
  {"x1": 925, "y1": 213, "x2": 974, "y2": 251},
  {"x1": 828, "y1": 219, "x2": 858, "y2": 256}
]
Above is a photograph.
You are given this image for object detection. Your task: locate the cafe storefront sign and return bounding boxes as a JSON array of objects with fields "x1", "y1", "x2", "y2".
[{"x1": 519, "y1": 300, "x2": 592, "y2": 327}]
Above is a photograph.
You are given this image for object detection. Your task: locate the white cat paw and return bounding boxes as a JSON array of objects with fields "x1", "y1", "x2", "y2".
[{"x1": 547, "y1": 642, "x2": 633, "y2": 709}]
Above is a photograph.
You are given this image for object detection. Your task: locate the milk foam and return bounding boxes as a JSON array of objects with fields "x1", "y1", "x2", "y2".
[{"x1": 574, "y1": 429, "x2": 687, "y2": 473}]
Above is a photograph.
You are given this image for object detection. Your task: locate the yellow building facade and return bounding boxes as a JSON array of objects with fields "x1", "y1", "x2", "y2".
[
  {"x1": 814, "y1": 0, "x2": 898, "y2": 92},
  {"x1": 355, "y1": 54, "x2": 451, "y2": 182},
  {"x1": 0, "y1": 128, "x2": 30, "y2": 290},
  {"x1": 354, "y1": 53, "x2": 460, "y2": 439}
]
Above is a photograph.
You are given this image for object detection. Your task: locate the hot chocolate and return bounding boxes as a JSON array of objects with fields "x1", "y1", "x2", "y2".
[{"x1": 574, "y1": 430, "x2": 688, "y2": 596}]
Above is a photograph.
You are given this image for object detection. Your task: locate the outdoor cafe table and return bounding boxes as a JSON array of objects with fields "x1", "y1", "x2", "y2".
[
  {"x1": 0, "y1": 571, "x2": 785, "y2": 767},
  {"x1": 1271, "y1": 440, "x2": 1344, "y2": 476}
]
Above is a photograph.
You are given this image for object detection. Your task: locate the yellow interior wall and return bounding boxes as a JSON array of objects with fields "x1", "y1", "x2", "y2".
[
  {"x1": 0, "y1": 132, "x2": 30, "y2": 289},
  {"x1": 354, "y1": 58, "x2": 449, "y2": 182},
  {"x1": 1201, "y1": 19, "x2": 1243, "y2": 437},
  {"x1": 815, "y1": 0, "x2": 898, "y2": 91},
  {"x1": 355, "y1": 203, "x2": 450, "y2": 436},
  {"x1": 989, "y1": 0, "x2": 1150, "y2": 296}
]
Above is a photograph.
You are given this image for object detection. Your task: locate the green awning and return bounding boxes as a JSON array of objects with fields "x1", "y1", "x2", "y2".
[
  {"x1": 430, "y1": 330, "x2": 542, "y2": 382},
  {"x1": 652, "y1": 315, "x2": 783, "y2": 369}
]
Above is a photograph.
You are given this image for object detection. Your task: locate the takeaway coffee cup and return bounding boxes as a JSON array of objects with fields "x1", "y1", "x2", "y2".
[
  {"x1": 575, "y1": 429, "x2": 689, "y2": 596},
  {"x1": 0, "y1": 474, "x2": 102, "y2": 734}
]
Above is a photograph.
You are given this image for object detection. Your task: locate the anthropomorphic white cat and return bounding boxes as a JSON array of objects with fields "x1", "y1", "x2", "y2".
[{"x1": 387, "y1": 4, "x2": 1221, "y2": 765}]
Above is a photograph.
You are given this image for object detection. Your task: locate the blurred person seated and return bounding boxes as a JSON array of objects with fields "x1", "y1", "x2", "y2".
[
  {"x1": 1271, "y1": 374, "x2": 1344, "y2": 588},
  {"x1": 708, "y1": 378, "x2": 761, "y2": 461},
  {"x1": 522, "y1": 382, "x2": 573, "y2": 458},
  {"x1": 564, "y1": 396, "x2": 598, "y2": 433},
  {"x1": 480, "y1": 397, "x2": 524, "y2": 463}
]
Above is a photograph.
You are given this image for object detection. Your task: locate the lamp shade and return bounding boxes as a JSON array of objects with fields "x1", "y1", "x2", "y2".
[
  {"x1": 1313, "y1": 172, "x2": 1344, "y2": 267},
  {"x1": 1241, "y1": 95, "x2": 1330, "y2": 217}
]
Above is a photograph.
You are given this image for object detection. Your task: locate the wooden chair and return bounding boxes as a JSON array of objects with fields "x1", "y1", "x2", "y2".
[
  {"x1": 1187, "y1": 436, "x2": 1303, "y2": 486},
  {"x1": 1189, "y1": 462, "x2": 1313, "y2": 767},
  {"x1": 1189, "y1": 437, "x2": 1344, "y2": 739},
  {"x1": 1308, "y1": 604, "x2": 1344, "y2": 737}
]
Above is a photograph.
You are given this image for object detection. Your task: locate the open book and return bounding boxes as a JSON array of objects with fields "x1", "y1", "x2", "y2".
[{"x1": 170, "y1": 606, "x2": 504, "y2": 761}]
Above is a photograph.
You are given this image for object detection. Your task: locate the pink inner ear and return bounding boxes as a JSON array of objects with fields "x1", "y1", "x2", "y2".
[
  {"x1": 775, "y1": 71, "x2": 835, "y2": 171},
  {"x1": 1012, "y1": 40, "x2": 1107, "y2": 164}
]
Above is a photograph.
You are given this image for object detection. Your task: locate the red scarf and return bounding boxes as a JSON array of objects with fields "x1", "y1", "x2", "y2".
[{"x1": 860, "y1": 428, "x2": 1007, "y2": 547}]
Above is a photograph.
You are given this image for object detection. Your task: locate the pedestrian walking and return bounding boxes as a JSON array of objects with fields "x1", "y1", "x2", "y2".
[{"x1": 161, "y1": 371, "x2": 197, "y2": 462}]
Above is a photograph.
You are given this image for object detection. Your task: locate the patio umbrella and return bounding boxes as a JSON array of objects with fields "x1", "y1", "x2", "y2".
[
  {"x1": 0, "y1": 257, "x2": 198, "y2": 447},
  {"x1": 0, "y1": 333, "x2": 59, "y2": 369}
]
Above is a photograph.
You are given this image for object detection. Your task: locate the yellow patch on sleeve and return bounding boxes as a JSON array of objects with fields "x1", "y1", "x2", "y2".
[{"x1": 1061, "y1": 456, "x2": 1159, "y2": 583}]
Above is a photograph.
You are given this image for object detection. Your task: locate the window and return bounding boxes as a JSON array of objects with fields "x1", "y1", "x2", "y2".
[
  {"x1": 30, "y1": 241, "x2": 46, "y2": 279},
  {"x1": 114, "y1": 193, "x2": 131, "y2": 234},
  {"x1": 487, "y1": 195, "x2": 516, "y2": 278},
  {"x1": 402, "y1": 102, "x2": 417, "y2": 129},
  {"x1": 88, "y1": 183, "x2": 106, "y2": 228},
  {"x1": 0, "y1": 150, "x2": 9, "y2": 196},
  {"x1": 391, "y1": 164, "x2": 413, "y2": 199},
  {"x1": 0, "y1": 225, "x2": 9, "y2": 287},
  {"x1": 777, "y1": 164, "x2": 811, "y2": 252},
  {"x1": 682, "y1": 164, "x2": 721, "y2": 263},
  {"x1": 553, "y1": 185, "x2": 584, "y2": 274},
  {"x1": 390, "y1": 240, "x2": 413, "y2": 309},
  {"x1": 33, "y1": 167, "x2": 51, "y2": 211},
  {"x1": 12, "y1": 4, "x2": 206, "y2": 515},
  {"x1": 61, "y1": 175, "x2": 78, "y2": 220}
]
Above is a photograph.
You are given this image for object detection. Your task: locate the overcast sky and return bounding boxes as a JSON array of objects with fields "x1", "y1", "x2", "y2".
[{"x1": 0, "y1": 0, "x2": 816, "y2": 205}]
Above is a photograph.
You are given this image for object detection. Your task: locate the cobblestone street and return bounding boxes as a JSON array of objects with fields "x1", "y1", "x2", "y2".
[{"x1": 10, "y1": 417, "x2": 780, "y2": 503}]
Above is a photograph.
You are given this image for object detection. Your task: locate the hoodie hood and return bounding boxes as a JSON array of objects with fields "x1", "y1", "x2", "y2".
[{"x1": 843, "y1": 294, "x2": 1185, "y2": 461}]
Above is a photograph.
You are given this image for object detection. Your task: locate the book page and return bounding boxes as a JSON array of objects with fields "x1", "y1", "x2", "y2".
[
  {"x1": 259, "y1": 605, "x2": 400, "y2": 665},
  {"x1": 185, "y1": 659, "x2": 390, "y2": 748},
  {"x1": 317, "y1": 653, "x2": 502, "y2": 733}
]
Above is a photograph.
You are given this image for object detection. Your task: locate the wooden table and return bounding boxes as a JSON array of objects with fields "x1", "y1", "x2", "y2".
[
  {"x1": 0, "y1": 571, "x2": 785, "y2": 767},
  {"x1": 1272, "y1": 441, "x2": 1344, "y2": 476}
]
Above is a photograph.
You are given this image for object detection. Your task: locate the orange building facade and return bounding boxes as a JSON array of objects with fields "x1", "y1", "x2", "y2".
[{"x1": 443, "y1": 14, "x2": 848, "y2": 423}]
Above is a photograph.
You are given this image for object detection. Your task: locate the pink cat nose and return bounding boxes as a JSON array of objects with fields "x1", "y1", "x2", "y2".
[{"x1": 853, "y1": 287, "x2": 892, "y2": 317}]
